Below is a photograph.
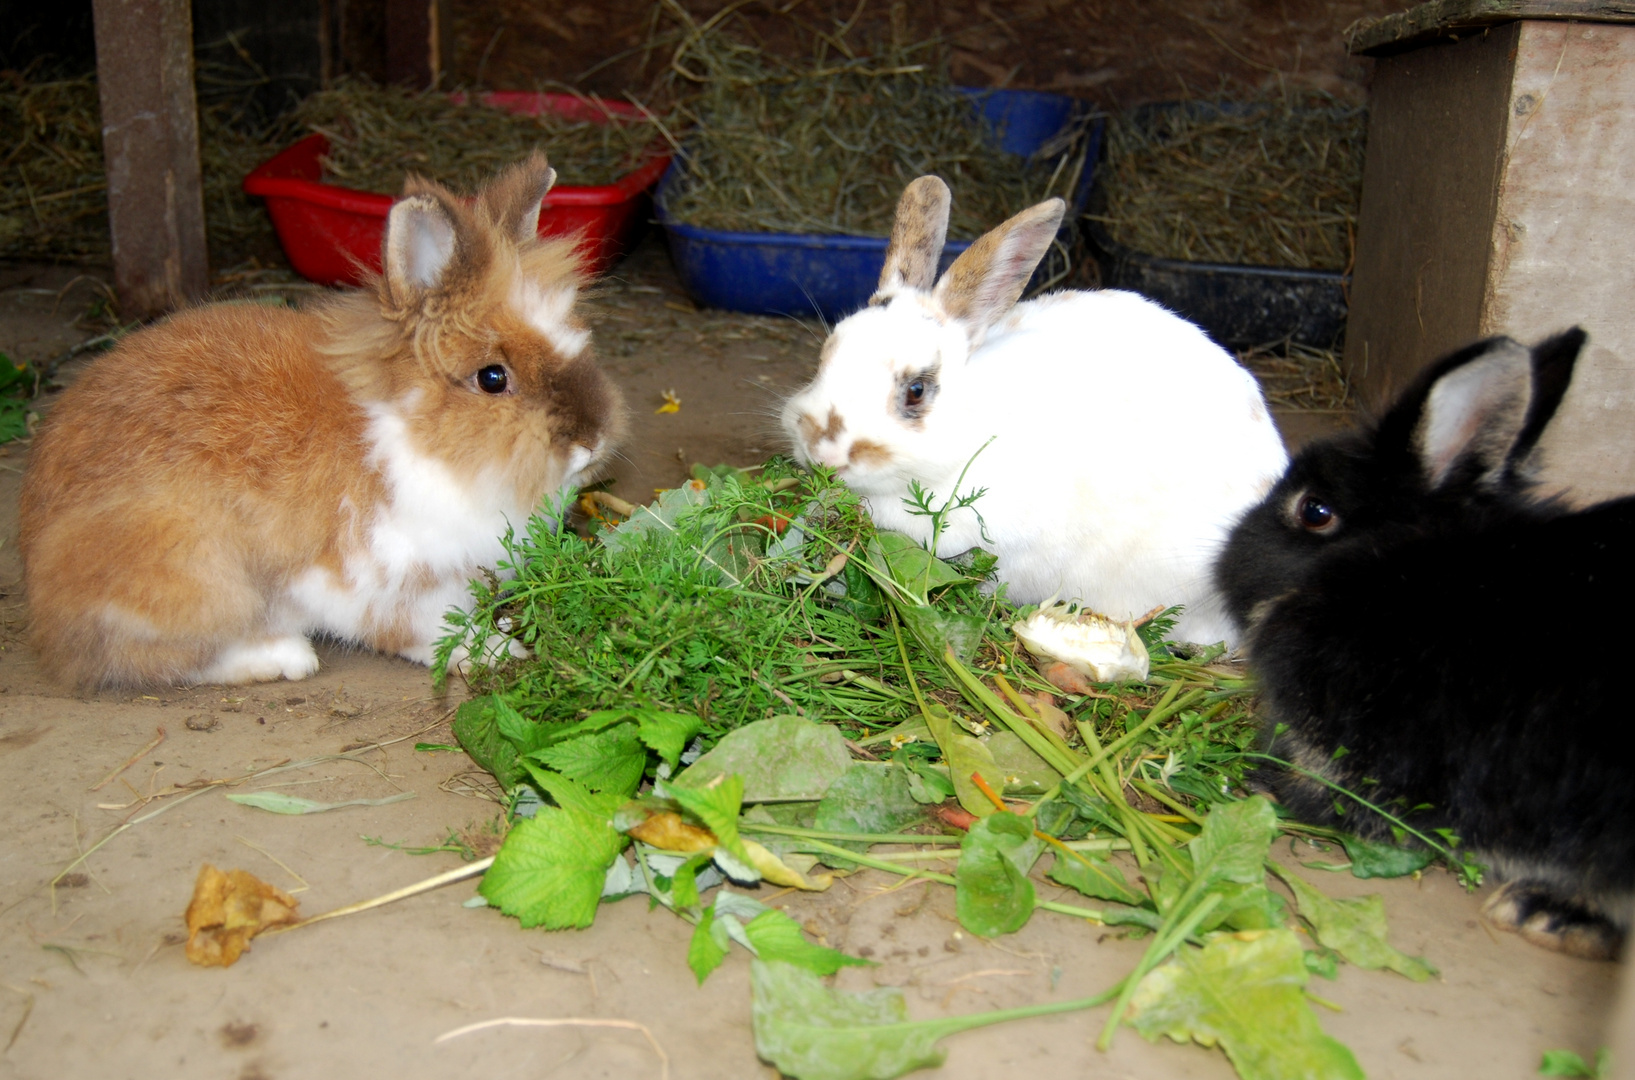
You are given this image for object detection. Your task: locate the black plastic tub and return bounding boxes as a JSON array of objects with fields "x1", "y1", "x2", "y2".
[
  {"x1": 1083, "y1": 99, "x2": 1355, "y2": 349},
  {"x1": 1084, "y1": 217, "x2": 1349, "y2": 349}
]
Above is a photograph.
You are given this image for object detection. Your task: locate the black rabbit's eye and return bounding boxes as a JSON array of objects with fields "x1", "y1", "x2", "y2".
[
  {"x1": 476, "y1": 365, "x2": 509, "y2": 394},
  {"x1": 1298, "y1": 495, "x2": 1337, "y2": 532}
]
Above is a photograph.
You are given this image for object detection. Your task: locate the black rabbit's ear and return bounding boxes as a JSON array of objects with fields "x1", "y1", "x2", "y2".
[
  {"x1": 1507, "y1": 328, "x2": 1587, "y2": 474},
  {"x1": 1412, "y1": 337, "x2": 1537, "y2": 490}
]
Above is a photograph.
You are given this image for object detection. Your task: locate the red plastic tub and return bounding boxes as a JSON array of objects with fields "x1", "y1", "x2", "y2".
[{"x1": 242, "y1": 92, "x2": 672, "y2": 286}]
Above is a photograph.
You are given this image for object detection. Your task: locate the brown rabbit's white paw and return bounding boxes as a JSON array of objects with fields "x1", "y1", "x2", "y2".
[{"x1": 198, "y1": 637, "x2": 321, "y2": 685}]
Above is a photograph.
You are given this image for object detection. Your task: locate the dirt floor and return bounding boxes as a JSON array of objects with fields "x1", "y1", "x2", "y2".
[{"x1": 0, "y1": 238, "x2": 1627, "y2": 1080}]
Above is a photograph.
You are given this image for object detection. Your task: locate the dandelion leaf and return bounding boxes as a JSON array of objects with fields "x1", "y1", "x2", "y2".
[
  {"x1": 1047, "y1": 850, "x2": 1145, "y2": 908},
  {"x1": 479, "y1": 807, "x2": 626, "y2": 929},
  {"x1": 955, "y1": 811, "x2": 1044, "y2": 937},
  {"x1": 813, "y1": 763, "x2": 925, "y2": 867},
  {"x1": 676, "y1": 715, "x2": 852, "y2": 801},
  {"x1": 752, "y1": 960, "x2": 950, "y2": 1080},
  {"x1": 1338, "y1": 833, "x2": 1434, "y2": 879},
  {"x1": 1281, "y1": 871, "x2": 1437, "y2": 981},
  {"x1": 1127, "y1": 929, "x2": 1364, "y2": 1080}
]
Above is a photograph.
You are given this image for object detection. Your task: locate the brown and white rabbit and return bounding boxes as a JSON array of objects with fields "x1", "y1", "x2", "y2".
[
  {"x1": 781, "y1": 175, "x2": 1288, "y2": 646},
  {"x1": 18, "y1": 152, "x2": 624, "y2": 689},
  {"x1": 1217, "y1": 328, "x2": 1633, "y2": 960}
]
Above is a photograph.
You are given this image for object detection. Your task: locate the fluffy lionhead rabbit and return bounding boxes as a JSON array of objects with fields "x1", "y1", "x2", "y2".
[
  {"x1": 19, "y1": 152, "x2": 624, "y2": 688},
  {"x1": 1217, "y1": 328, "x2": 1633, "y2": 959},
  {"x1": 781, "y1": 175, "x2": 1288, "y2": 645}
]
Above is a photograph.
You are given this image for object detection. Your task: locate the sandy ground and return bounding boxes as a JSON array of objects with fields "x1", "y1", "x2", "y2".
[{"x1": 0, "y1": 242, "x2": 1626, "y2": 1080}]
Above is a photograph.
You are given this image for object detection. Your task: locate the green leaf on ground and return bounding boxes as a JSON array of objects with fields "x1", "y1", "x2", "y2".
[
  {"x1": 985, "y1": 731, "x2": 1059, "y2": 795},
  {"x1": 751, "y1": 960, "x2": 950, "y2": 1080},
  {"x1": 1189, "y1": 796, "x2": 1280, "y2": 886},
  {"x1": 1277, "y1": 868, "x2": 1437, "y2": 981},
  {"x1": 897, "y1": 604, "x2": 986, "y2": 664},
  {"x1": 452, "y1": 697, "x2": 523, "y2": 789},
  {"x1": 922, "y1": 704, "x2": 1005, "y2": 818},
  {"x1": 226, "y1": 791, "x2": 416, "y2": 814},
  {"x1": 479, "y1": 807, "x2": 627, "y2": 929},
  {"x1": 676, "y1": 715, "x2": 852, "y2": 801},
  {"x1": 1047, "y1": 850, "x2": 1144, "y2": 907},
  {"x1": 744, "y1": 909, "x2": 870, "y2": 976},
  {"x1": 813, "y1": 764, "x2": 926, "y2": 867},
  {"x1": 521, "y1": 762, "x2": 626, "y2": 818},
  {"x1": 1127, "y1": 928, "x2": 1365, "y2": 1080},
  {"x1": 689, "y1": 902, "x2": 732, "y2": 983},
  {"x1": 1539, "y1": 1048, "x2": 1608, "y2": 1078},
  {"x1": 956, "y1": 811, "x2": 1044, "y2": 937},
  {"x1": 1338, "y1": 833, "x2": 1435, "y2": 879},
  {"x1": 867, "y1": 532, "x2": 968, "y2": 599}
]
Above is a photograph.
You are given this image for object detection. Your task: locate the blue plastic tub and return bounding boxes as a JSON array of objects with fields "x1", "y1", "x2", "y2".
[{"x1": 656, "y1": 89, "x2": 1101, "y2": 322}]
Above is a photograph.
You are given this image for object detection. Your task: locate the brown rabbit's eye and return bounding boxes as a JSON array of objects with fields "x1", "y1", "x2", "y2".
[
  {"x1": 896, "y1": 370, "x2": 938, "y2": 419},
  {"x1": 1298, "y1": 496, "x2": 1337, "y2": 532},
  {"x1": 476, "y1": 365, "x2": 509, "y2": 394},
  {"x1": 905, "y1": 380, "x2": 926, "y2": 404}
]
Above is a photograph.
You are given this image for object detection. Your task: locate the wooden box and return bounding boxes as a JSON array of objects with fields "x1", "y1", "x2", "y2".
[{"x1": 1345, "y1": 2, "x2": 1635, "y2": 505}]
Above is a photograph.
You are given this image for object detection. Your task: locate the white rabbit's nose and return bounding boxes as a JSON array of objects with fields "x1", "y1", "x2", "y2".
[{"x1": 810, "y1": 442, "x2": 850, "y2": 469}]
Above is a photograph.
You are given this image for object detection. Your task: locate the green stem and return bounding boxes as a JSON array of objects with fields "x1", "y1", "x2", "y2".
[{"x1": 1095, "y1": 892, "x2": 1223, "y2": 1051}]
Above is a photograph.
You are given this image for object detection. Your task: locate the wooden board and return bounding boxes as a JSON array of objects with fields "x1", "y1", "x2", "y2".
[{"x1": 1349, "y1": 0, "x2": 1635, "y2": 55}]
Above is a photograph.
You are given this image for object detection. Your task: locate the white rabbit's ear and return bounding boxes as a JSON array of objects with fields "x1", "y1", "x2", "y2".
[
  {"x1": 932, "y1": 197, "x2": 1064, "y2": 339},
  {"x1": 385, "y1": 193, "x2": 459, "y2": 297},
  {"x1": 871, "y1": 176, "x2": 951, "y2": 304},
  {"x1": 1413, "y1": 337, "x2": 1537, "y2": 490}
]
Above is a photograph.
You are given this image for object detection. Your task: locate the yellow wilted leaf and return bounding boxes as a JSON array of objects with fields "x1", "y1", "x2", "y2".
[
  {"x1": 626, "y1": 810, "x2": 718, "y2": 852},
  {"x1": 656, "y1": 389, "x2": 682, "y2": 414},
  {"x1": 184, "y1": 864, "x2": 299, "y2": 967},
  {"x1": 742, "y1": 838, "x2": 834, "y2": 892}
]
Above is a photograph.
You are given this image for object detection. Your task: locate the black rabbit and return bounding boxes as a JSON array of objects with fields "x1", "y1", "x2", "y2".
[{"x1": 1216, "y1": 328, "x2": 1633, "y2": 960}]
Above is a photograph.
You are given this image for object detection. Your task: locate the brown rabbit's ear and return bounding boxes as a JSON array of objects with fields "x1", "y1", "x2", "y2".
[
  {"x1": 931, "y1": 197, "x2": 1063, "y2": 338},
  {"x1": 478, "y1": 150, "x2": 557, "y2": 244},
  {"x1": 871, "y1": 176, "x2": 951, "y2": 304},
  {"x1": 1412, "y1": 337, "x2": 1540, "y2": 490},
  {"x1": 384, "y1": 192, "x2": 460, "y2": 299}
]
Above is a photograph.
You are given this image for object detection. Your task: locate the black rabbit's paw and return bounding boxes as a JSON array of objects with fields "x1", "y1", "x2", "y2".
[{"x1": 1481, "y1": 881, "x2": 1624, "y2": 961}]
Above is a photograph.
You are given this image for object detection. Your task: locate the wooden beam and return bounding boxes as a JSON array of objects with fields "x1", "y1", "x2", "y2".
[
  {"x1": 1348, "y1": 0, "x2": 1635, "y2": 56},
  {"x1": 91, "y1": 0, "x2": 208, "y2": 319}
]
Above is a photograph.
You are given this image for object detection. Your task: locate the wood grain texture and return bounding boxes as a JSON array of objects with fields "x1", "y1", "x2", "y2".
[{"x1": 1349, "y1": 0, "x2": 1635, "y2": 55}]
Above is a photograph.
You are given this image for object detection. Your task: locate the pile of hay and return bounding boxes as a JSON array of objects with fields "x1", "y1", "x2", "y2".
[
  {"x1": 292, "y1": 80, "x2": 669, "y2": 195},
  {"x1": 1093, "y1": 92, "x2": 1366, "y2": 271},
  {"x1": 656, "y1": 20, "x2": 1089, "y2": 240}
]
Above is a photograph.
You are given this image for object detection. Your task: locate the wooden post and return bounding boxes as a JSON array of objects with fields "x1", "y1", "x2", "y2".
[
  {"x1": 1346, "y1": 3, "x2": 1635, "y2": 505},
  {"x1": 385, "y1": 0, "x2": 446, "y2": 89},
  {"x1": 91, "y1": 0, "x2": 209, "y2": 320}
]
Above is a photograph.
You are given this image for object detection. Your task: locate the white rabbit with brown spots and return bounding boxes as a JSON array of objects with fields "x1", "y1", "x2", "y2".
[{"x1": 781, "y1": 175, "x2": 1287, "y2": 645}]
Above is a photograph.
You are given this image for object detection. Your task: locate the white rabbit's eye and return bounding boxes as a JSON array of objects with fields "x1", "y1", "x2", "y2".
[
  {"x1": 1297, "y1": 495, "x2": 1338, "y2": 532},
  {"x1": 475, "y1": 365, "x2": 509, "y2": 394},
  {"x1": 895, "y1": 370, "x2": 938, "y2": 420}
]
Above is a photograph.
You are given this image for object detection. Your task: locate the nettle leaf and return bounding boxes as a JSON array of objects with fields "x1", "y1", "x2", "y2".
[
  {"x1": 532, "y1": 722, "x2": 647, "y2": 796},
  {"x1": 744, "y1": 909, "x2": 870, "y2": 976},
  {"x1": 479, "y1": 807, "x2": 627, "y2": 929},
  {"x1": 452, "y1": 697, "x2": 523, "y2": 789},
  {"x1": 676, "y1": 715, "x2": 853, "y2": 801},
  {"x1": 666, "y1": 775, "x2": 749, "y2": 861},
  {"x1": 493, "y1": 694, "x2": 554, "y2": 756},
  {"x1": 1047, "y1": 850, "x2": 1145, "y2": 908},
  {"x1": 1127, "y1": 928, "x2": 1365, "y2": 1080},
  {"x1": 813, "y1": 764, "x2": 926, "y2": 868},
  {"x1": 635, "y1": 710, "x2": 706, "y2": 767},
  {"x1": 1189, "y1": 795, "x2": 1279, "y2": 886},
  {"x1": 688, "y1": 903, "x2": 732, "y2": 983},
  {"x1": 1338, "y1": 833, "x2": 1434, "y2": 879},
  {"x1": 956, "y1": 811, "x2": 1045, "y2": 937},
  {"x1": 521, "y1": 762, "x2": 627, "y2": 818},
  {"x1": 752, "y1": 960, "x2": 949, "y2": 1080},
  {"x1": 1278, "y1": 870, "x2": 1437, "y2": 981}
]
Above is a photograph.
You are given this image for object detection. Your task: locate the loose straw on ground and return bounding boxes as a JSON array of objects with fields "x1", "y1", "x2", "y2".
[{"x1": 435, "y1": 1017, "x2": 670, "y2": 1079}]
